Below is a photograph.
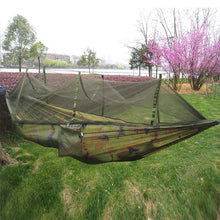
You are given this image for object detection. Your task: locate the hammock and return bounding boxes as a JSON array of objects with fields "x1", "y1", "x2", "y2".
[{"x1": 6, "y1": 72, "x2": 218, "y2": 164}]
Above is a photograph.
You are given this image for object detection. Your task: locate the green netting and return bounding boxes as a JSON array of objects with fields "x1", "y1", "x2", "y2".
[
  {"x1": 6, "y1": 73, "x2": 205, "y2": 125},
  {"x1": 5, "y1": 72, "x2": 218, "y2": 163}
]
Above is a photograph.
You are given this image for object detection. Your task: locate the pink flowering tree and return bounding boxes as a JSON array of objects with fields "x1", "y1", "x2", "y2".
[
  {"x1": 143, "y1": 41, "x2": 161, "y2": 78},
  {"x1": 147, "y1": 9, "x2": 220, "y2": 90},
  {"x1": 181, "y1": 30, "x2": 220, "y2": 90}
]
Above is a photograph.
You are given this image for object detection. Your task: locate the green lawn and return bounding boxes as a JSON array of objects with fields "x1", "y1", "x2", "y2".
[{"x1": 0, "y1": 87, "x2": 220, "y2": 220}]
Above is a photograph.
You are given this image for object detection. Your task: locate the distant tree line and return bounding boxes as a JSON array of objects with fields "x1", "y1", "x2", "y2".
[{"x1": 1, "y1": 14, "x2": 128, "y2": 72}]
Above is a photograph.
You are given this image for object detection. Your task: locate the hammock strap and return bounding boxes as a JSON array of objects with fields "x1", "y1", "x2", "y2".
[
  {"x1": 79, "y1": 74, "x2": 91, "y2": 100},
  {"x1": 25, "y1": 70, "x2": 36, "y2": 92},
  {"x1": 151, "y1": 74, "x2": 162, "y2": 126},
  {"x1": 79, "y1": 74, "x2": 99, "y2": 103},
  {"x1": 101, "y1": 75, "x2": 105, "y2": 116},
  {"x1": 42, "y1": 66, "x2": 47, "y2": 85},
  {"x1": 72, "y1": 72, "x2": 81, "y2": 117},
  {"x1": 14, "y1": 70, "x2": 28, "y2": 115}
]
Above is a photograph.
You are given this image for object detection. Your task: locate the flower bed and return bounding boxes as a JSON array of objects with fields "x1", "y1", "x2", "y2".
[{"x1": 0, "y1": 72, "x2": 27, "y2": 90}]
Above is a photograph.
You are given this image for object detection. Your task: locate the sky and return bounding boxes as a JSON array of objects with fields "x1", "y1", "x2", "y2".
[{"x1": 0, "y1": 0, "x2": 219, "y2": 65}]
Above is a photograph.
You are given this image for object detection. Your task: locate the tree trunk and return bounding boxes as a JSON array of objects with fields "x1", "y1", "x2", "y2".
[
  {"x1": 38, "y1": 57, "x2": 41, "y2": 73},
  {"x1": 148, "y1": 66, "x2": 152, "y2": 77},
  {"x1": 189, "y1": 76, "x2": 204, "y2": 91},
  {"x1": 172, "y1": 73, "x2": 178, "y2": 91},
  {"x1": 139, "y1": 65, "x2": 141, "y2": 76},
  {"x1": 19, "y1": 56, "x2": 22, "y2": 72}
]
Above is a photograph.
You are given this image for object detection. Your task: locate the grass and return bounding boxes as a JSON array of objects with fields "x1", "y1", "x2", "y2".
[{"x1": 0, "y1": 86, "x2": 220, "y2": 220}]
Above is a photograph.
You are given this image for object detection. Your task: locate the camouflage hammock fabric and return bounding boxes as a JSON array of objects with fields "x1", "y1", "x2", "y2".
[{"x1": 6, "y1": 72, "x2": 218, "y2": 163}]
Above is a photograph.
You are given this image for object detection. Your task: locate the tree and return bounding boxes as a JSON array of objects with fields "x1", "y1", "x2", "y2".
[
  {"x1": 182, "y1": 30, "x2": 219, "y2": 90},
  {"x1": 130, "y1": 14, "x2": 154, "y2": 76},
  {"x1": 185, "y1": 9, "x2": 220, "y2": 90},
  {"x1": 129, "y1": 44, "x2": 149, "y2": 76},
  {"x1": 3, "y1": 14, "x2": 36, "y2": 72},
  {"x1": 145, "y1": 40, "x2": 161, "y2": 78},
  {"x1": 147, "y1": 8, "x2": 219, "y2": 90},
  {"x1": 30, "y1": 41, "x2": 47, "y2": 73},
  {"x1": 79, "y1": 48, "x2": 99, "y2": 73},
  {"x1": 154, "y1": 9, "x2": 184, "y2": 90}
]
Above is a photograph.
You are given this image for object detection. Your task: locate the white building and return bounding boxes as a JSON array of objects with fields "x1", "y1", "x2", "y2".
[
  {"x1": 45, "y1": 53, "x2": 71, "y2": 63},
  {"x1": 70, "y1": 55, "x2": 80, "y2": 65}
]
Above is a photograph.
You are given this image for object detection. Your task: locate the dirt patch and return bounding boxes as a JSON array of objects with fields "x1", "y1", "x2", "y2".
[
  {"x1": 0, "y1": 142, "x2": 17, "y2": 167},
  {"x1": 33, "y1": 158, "x2": 40, "y2": 171},
  {"x1": 102, "y1": 205, "x2": 114, "y2": 220},
  {"x1": 125, "y1": 180, "x2": 142, "y2": 198},
  {"x1": 62, "y1": 186, "x2": 76, "y2": 216},
  {"x1": 145, "y1": 200, "x2": 157, "y2": 218},
  {"x1": 62, "y1": 186, "x2": 73, "y2": 205},
  {"x1": 124, "y1": 180, "x2": 157, "y2": 217},
  {"x1": 13, "y1": 147, "x2": 22, "y2": 152},
  {"x1": 178, "y1": 83, "x2": 211, "y2": 94}
]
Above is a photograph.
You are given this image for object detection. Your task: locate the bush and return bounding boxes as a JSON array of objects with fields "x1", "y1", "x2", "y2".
[{"x1": 43, "y1": 58, "x2": 71, "y2": 68}]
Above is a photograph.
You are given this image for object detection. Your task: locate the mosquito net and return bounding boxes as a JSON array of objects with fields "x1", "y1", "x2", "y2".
[{"x1": 6, "y1": 72, "x2": 205, "y2": 126}]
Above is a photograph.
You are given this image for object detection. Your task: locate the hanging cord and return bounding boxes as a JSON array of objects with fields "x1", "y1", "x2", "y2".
[
  {"x1": 72, "y1": 72, "x2": 81, "y2": 118},
  {"x1": 25, "y1": 68, "x2": 36, "y2": 92},
  {"x1": 151, "y1": 74, "x2": 162, "y2": 126},
  {"x1": 42, "y1": 66, "x2": 47, "y2": 85},
  {"x1": 79, "y1": 74, "x2": 91, "y2": 100},
  {"x1": 78, "y1": 73, "x2": 98, "y2": 102},
  {"x1": 14, "y1": 69, "x2": 28, "y2": 116},
  {"x1": 42, "y1": 67, "x2": 49, "y2": 103},
  {"x1": 72, "y1": 73, "x2": 98, "y2": 119},
  {"x1": 101, "y1": 75, "x2": 105, "y2": 116}
]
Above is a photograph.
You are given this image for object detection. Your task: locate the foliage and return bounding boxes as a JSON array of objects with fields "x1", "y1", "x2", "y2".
[
  {"x1": 78, "y1": 48, "x2": 99, "y2": 73},
  {"x1": 2, "y1": 14, "x2": 36, "y2": 72},
  {"x1": 30, "y1": 41, "x2": 47, "y2": 73},
  {"x1": 98, "y1": 63, "x2": 128, "y2": 69},
  {"x1": 185, "y1": 30, "x2": 220, "y2": 90},
  {"x1": 144, "y1": 41, "x2": 160, "y2": 78},
  {"x1": 43, "y1": 58, "x2": 70, "y2": 68},
  {"x1": 129, "y1": 44, "x2": 149, "y2": 76},
  {"x1": 1, "y1": 53, "x2": 17, "y2": 68},
  {"x1": 0, "y1": 89, "x2": 220, "y2": 219},
  {"x1": 147, "y1": 9, "x2": 220, "y2": 91},
  {"x1": 131, "y1": 13, "x2": 156, "y2": 77}
]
